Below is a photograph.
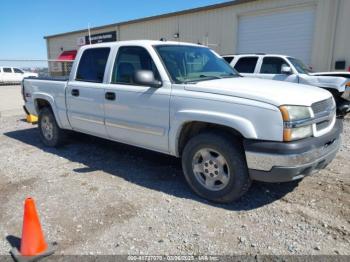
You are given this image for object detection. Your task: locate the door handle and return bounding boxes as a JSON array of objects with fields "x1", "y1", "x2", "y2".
[
  {"x1": 105, "y1": 92, "x2": 116, "y2": 101},
  {"x1": 71, "y1": 89, "x2": 80, "y2": 96}
]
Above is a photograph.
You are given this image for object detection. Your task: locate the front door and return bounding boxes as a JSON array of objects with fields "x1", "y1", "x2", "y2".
[
  {"x1": 66, "y1": 47, "x2": 110, "y2": 137},
  {"x1": 257, "y1": 57, "x2": 298, "y2": 83},
  {"x1": 13, "y1": 68, "x2": 24, "y2": 82},
  {"x1": 104, "y1": 46, "x2": 170, "y2": 153}
]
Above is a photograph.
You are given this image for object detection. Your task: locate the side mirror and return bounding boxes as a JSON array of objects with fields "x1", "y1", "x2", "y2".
[
  {"x1": 281, "y1": 65, "x2": 292, "y2": 75},
  {"x1": 134, "y1": 70, "x2": 162, "y2": 88}
]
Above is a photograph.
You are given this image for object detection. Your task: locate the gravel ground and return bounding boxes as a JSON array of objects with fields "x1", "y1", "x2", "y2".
[
  {"x1": 0, "y1": 85, "x2": 23, "y2": 117},
  {"x1": 0, "y1": 115, "x2": 349, "y2": 256}
]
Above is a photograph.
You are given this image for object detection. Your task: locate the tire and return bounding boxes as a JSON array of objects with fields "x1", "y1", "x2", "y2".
[
  {"x1": 38, "y1": 107, "x2": 67, "y2": 147},
  {"x1": 182, "y1": 132, "x2": 251, "y2": 203}
]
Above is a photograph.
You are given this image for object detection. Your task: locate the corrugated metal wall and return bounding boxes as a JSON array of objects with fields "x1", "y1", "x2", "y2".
[
  {"x1": 47, "y1": 26, "x2": 117, "y2": 60},
  {"x1": 46, "y1": 0, "x2": 349, "y2": 71}
]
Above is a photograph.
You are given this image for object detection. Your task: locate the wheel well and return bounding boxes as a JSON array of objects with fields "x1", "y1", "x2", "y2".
[
  {"x1": 35, "y1": 99, "x2": 51, "y2": 113},
  {"x1": 323, "y1": 88, "x2": 341, "y2": 101},
  {"x1": 177, "y1": 121, "x2": 244, "y2": 156}
]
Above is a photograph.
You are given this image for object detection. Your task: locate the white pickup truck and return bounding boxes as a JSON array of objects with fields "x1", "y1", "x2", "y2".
[
  {"x1": 22, "y1": 40, "x2": 342, "y2": 203},
  {"x1": 0, "y1": 66, "x2": 38, "y2": 84},
  {"x1": 223, "y1": 54, "x2": 350, "y2": 117}
]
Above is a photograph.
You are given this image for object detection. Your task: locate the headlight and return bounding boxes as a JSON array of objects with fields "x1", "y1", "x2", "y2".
[{"x1": 280, "y1": 105, "x2": 313, "y2": 141}]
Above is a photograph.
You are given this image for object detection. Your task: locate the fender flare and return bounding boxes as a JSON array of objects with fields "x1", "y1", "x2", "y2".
[
  {"x1": 169, "y1": 110, "x2": 258, "y2": 156},
  {"x1": 32, "y1": 93, "x2": 63, "y2": 128}
]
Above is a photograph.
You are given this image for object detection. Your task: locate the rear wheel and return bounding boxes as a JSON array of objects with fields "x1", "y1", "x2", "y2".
[
  {"x1": 182, "y1": 132, "x2": 251, "y2": 203},
  {"x1": 38, "y1": 107, "x2": 66, "y2": 147}
]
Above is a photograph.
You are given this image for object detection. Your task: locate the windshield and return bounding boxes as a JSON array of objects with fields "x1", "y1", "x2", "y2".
[
  {"x1": 288, "y1": 57, "x2": 312, "y2": 74},
  {"x1": 154, "y1": 45, "x2": 238, "y2": 84}
]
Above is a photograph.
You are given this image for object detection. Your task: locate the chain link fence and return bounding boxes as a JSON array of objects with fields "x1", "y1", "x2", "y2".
[
  {"x1": 0, "y1": 60, "x2": 74, "y2": 85},
  {"x1": 47, "y1": 60, "x2": 74, "y2": 77}
]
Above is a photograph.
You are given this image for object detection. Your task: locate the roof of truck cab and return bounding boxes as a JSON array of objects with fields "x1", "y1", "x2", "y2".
[
  {"x1": 80, "y1": 40, "x2": 203, "y2": 49},
  {"x1": 232, "y1": 54, "x2": 293, "y2": 58}
]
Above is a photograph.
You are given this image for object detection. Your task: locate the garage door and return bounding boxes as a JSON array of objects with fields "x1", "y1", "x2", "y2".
[{"x1": 237, "y1": 7, "x2": 316, "y2": 65}]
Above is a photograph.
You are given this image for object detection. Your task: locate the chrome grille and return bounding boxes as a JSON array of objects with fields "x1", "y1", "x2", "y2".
[
  {"x1": 311, "y1": 98, "x2": 334, "y2": 115},
  {"x1": 311, "y1": 98, "x2": 335, "y2": 133}
]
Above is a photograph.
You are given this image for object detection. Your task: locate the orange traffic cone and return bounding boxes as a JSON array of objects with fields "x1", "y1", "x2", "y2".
[{"x1": 10, "y1": 198, "x2": 56, "y2": 262}]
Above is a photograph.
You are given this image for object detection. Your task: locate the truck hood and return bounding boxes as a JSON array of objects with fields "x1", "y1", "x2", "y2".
[
  {"x1": 184, "y1": 77, "x2": 332, "y2": 107},
  {"x1": 310, "y1": 71, "x2": 350, "y2": 77},
  {"x1": 299, "y1": 74, "x2": 348, "y2": 92}
]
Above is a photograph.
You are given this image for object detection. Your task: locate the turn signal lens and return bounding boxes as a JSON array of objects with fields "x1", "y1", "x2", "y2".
[{"x1": 283, "y1": 128, "x2": 292, "y2": 142}]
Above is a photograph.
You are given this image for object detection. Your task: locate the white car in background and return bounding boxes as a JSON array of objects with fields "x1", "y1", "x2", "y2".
[
  {"x1": 0, "y1": 66, "x2": 38, "y2": 84},
  {"x1": 222, "y1": 54, "x2": 350, "y2": 117}
]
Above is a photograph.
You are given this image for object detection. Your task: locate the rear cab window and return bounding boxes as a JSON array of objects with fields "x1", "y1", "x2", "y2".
[
  {"x1": 76, "y1": 48, "x2": 110, "y2": 83},
  {"x1": 234, "y1": 57, "x2": 258, "y2": 73},
  {"x1": 3, "y1": 68, "x2": 12, "y2": 73}
]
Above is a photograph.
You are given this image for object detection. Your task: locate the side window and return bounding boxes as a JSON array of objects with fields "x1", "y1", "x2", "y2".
[
  {"x1": 112, "y1": 46, "x2": 160, "y2": 84},
  {"x1": 223, "y1": 56, "x2": 234, "y2": 63},
  {"x1": 260, "y1": 57, "x2": 288, "y2": 74},
  {"x1": 3, "y1": 68, "x2": 12, "y2": 73},
  {"x1": 14, "y1": 68, "x2": 23, "y2": 73},
  {"x1": 76, "y1": 48, "x2": 110, "y2": 83},
  {"x1": 234, "y1": 57, "x2": 258, "y2": 73}
]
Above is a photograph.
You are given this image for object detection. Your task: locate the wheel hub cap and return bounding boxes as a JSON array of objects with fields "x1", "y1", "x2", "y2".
[
  {"x1": 192, "y1": 148, "x2": 230, "y2": 191},
  {"x1": 41, "y1": 116, "x2": 54, "y2": 141}
]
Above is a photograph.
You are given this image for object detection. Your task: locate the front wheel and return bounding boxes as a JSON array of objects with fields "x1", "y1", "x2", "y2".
[
  {"x1": 182, "y1": 132, "x2": 251, "y2": 203},
  {"x1": 38, "y1": 107, "x2": 67, "y2": 147}
]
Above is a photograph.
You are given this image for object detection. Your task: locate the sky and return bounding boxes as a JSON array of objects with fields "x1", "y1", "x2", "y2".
[{"x1": 0, "y1": 0, "x2": 227, "y2": 67}]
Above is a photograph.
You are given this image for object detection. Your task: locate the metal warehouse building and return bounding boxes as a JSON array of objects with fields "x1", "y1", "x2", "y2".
[{"x1": 45, "y1": 0, "x2": 350, "y2": 73}]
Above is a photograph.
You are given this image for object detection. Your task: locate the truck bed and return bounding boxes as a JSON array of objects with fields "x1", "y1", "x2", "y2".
[
  {"x1": 23, "y1": 77, "x2": 69, "y2": 128},
  {"x1": 25, "y1": 76, "x2": 69, "y2": 81}
]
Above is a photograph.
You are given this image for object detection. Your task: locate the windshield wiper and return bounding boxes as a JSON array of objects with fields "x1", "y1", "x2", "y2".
[
  {"x1": 182, "y1": 74, "x2": 233, "y2": 84},
  {"x1": 183, "y1": 80, "x2": 199, "y2": 84},
  {"x1": 182, "y1": 75, "x2": 222, "y2": 84},
  {"x1": 199, "y1": 75, "x2": 222, "y2": 80},
  {"x1": 220, "y1": 73, "x2": 239, "y2": 78}
]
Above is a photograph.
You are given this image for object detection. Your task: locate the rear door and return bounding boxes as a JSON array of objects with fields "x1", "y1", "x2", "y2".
[
  {"x1": 232, "y1": 56, "x2": 259, "y2": 77},
  {"x1": 104, "y1": 45, "x2": 170, "y2": 153},
  {"x1": 66, "y1": 47, "x2": 110, "y2": 137},
  {"x1": 2, "y1": 67, "x2": 14, "y2": 82},
  {"x1": 257, "y1": 56, "x2": 298, "y2": 83}
]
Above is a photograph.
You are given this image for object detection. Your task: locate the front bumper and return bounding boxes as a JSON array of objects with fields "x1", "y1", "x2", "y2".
[{"x1": 244, "y1": 120, "x2": 343, "y2": 182}]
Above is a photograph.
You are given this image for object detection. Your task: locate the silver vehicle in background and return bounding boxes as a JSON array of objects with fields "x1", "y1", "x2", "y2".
[{"x1": 223, "y1": 54, "x2": 350, "y2": 117}]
